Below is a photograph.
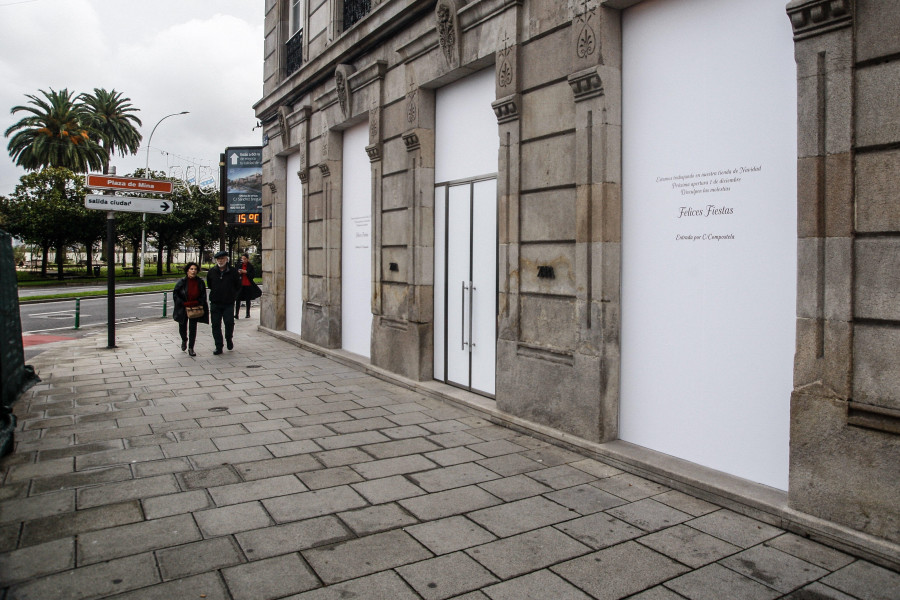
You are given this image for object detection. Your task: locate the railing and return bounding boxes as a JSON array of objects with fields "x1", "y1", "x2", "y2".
[
  {"x1": 343, "y1": 0, "x2": 371, "y2": 31},
  {"x1": 286, "y1": 29, "x2": 304, "y2": 77}
]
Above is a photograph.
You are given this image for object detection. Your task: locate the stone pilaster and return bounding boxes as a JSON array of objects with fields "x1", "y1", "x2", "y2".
[{"x1": 371, "y1": 85, "x2": 435, "y2": 380}]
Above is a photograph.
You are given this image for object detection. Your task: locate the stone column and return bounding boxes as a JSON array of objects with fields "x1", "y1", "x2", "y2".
[
  {"x1": 304, "y1": 111, "x2": 343, "y2": 348},
  {"x1": 370, "y1": 84, "x2": 435, "y2": 380},
  {"x1": 787, "y1": 0, "x2": 900, "y2": 544}
]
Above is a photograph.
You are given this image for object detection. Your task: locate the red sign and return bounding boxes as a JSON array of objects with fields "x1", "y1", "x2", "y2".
[{"x1": 87, "y1": 174, "x2": 174, "y2": 194}]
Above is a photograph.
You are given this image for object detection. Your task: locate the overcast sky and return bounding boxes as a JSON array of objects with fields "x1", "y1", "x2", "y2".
[{"x1": 0, "y1": 0, "x2": 263, "y2": 196}]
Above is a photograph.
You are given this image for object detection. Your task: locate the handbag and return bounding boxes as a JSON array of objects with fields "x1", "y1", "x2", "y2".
[{"x1": 185, "y1": 305, "x2": 205, "y2": 319}]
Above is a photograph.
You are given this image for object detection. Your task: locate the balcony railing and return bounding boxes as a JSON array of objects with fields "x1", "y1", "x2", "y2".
[
  {"x1": 343, "y1": 0, "x2": 371, "y2": 31},
  {"x1": 286, "y1": 29, "x2": 303, "y2": 76}
]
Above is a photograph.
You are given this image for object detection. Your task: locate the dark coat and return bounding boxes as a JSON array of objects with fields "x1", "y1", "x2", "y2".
[
  {"x1": 236, "y1": 261, "x2": 263, "y2": 301},
  {"x1": 207, "y1": 262, "x2": 242, "y2": 305},
  {"x1": 173, "y1": 276, "x2": 210, "y2": 324}
]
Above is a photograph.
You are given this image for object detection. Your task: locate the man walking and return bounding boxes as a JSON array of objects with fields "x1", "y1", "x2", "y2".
[{"x1": 207, "y1": 251, "x2": 242, "y2": 355}]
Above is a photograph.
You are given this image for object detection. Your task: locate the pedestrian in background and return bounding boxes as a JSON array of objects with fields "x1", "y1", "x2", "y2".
[
  {"x1": 234, "y1": 253, "x2": 262, "y2": 319},
  {"x1": 173, "y1": 262, "x2": 209, "y2": 357},
  {"x1": 207, "y1": 251, "x2": 241, "y2": 355}
]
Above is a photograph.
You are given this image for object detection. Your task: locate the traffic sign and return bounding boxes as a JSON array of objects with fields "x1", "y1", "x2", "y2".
[
  {"x1": 87, "y1": 174, "x2": 174, "y2": 194},
  {"x1": 85, "y1": 195, "x2": 174, "y2": 214}
]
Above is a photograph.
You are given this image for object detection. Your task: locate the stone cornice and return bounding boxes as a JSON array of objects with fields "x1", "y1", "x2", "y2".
[
  {"x1": 348, "y1": 60, "x2": 388, "y2": 91},
  {"x1": 786, "y1": 0, "x2": 852, "y2": 41},
  {"x1": 492, "y1": 94, "x2": 520, "y2": 124},
  {"x1": 366, "y1": 143, "x2": 383, "y2": 162},
  {"x1": 568, "y1": 67, "x2": 604, "y2": 102},
  {"x1": 402, "y1": 131, "x2": 420, "y2": 152}
]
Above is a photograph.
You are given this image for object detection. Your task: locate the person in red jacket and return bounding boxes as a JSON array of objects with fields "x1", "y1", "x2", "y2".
[
  {"x1": 172, "y1": 262, "x2": 209, "y2": 357},
  {"x1": 234, "y1": 253, "x2": 262, "y2": 319}
]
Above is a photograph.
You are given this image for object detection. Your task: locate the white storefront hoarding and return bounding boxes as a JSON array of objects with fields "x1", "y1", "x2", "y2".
[
  {"x1": 285, "y1": 152, "x2": 303, "y2": 336},
  {"x1": 341, "y1": 121, "x2": 372, "y2": 358},
  {"x1": 620, "y1": 0, "x2": 797, "y2": 489}
]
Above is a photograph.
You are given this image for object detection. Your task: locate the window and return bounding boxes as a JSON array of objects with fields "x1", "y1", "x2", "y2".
[
  {"x1": 290, "y1": 0, "x2": 303, "y2": 37},
  {"x1": 286, "y1": 0, "x2": 304, "y2": 76}
]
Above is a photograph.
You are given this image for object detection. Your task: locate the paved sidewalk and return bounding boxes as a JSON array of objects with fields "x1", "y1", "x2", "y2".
[{"x1": 1, "y1": 314, "x2": 898, "y2": 600}]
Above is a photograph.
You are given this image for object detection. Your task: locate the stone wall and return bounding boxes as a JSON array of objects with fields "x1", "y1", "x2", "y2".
[
  {"x1": 255, "y1": 0, "x2": 900, "y2": 548},
  {"x1": 786, "y1": 0, "x2": 900, "y2": 544}
]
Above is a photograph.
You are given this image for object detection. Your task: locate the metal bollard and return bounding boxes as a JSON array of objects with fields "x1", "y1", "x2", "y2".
[
  {"x1": 162, "y1": 292, "x2": 167, "y2": 318},
  {"x1": 74, "y1": 298, "x2": 80, "y2": 329}
]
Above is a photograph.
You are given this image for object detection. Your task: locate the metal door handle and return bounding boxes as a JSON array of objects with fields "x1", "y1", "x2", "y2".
[
  {"x1": 469, "y1": 283, "x2": 476, "y2": 349},
  {"x1": 461, "y1": 281, "x2": 468, "y2": 350}
]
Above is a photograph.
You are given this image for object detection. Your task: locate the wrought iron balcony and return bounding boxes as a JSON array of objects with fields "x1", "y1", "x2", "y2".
[
  {"x1": 343, "y1": 0, "x2": 371, "y2": 31},
  {"x1": 286, "y1": 29, "x2": 303, "y2": 76}
]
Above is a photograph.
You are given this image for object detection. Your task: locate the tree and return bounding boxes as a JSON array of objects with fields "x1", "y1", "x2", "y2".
[
  {"x1": 79, "y1": 88, "x2": 142, "y2": 174},
  {"x1": 181, "y1": 185, "x2": 219, "y2": 267},
  {"x1": 2, "y1": 168, "x2": 88, "y2": 278},
  {"x1": 5, "y1": 88, "x2": 103, "y2": 173}
]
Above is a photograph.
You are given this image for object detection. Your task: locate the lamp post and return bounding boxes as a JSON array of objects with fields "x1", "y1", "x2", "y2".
[{"x1": 141, "y1": 111, "x2": 189, "y2": 277}]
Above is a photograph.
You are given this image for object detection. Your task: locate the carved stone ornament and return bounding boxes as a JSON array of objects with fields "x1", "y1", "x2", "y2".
[
  {"x1": 335, "y1": 64, "x2": 354, "y2": 120},
  {"x1": 568, "y1": 67, "x2": 603, "y2": 102},
  {"x1": 406, "y1": 89, "x2": 418, "y2": 124},
  {"x1": 369, "y1": 107, "x2": 379, "y2": 140},
  {"x1": 402, "y1": 131, "x2": 420, "y2": 152},
  {"x1": 497, "y1": 33, "x2": 513, "y2": 88},
  {"x1": 267, "y1": 182, "x2": 277, "y2": 193},
  {"x1": 297, "y1": 169, "x2": 309, "y2": 184},
  {"x1": 318, "y1": 163, "x2": 330, "y2": 178},
  {"x1": 574, "y1": 0, "x2": 599, "y2": 61},
  {"x1": 365, "y1": 143, "x2": 382, "y2": 162},
  {"x1": 492, "y1": 95, "x2": 520, "y2": 124},
  {"x1": 435, "y1": 0, "x2": 461, "y2": 68},
  {"x1": 278, "y1": 105, "x2": 290, "y2": 142},
  {"x1": 786, "y1": 0, "x2": 851, "y2": 40}
]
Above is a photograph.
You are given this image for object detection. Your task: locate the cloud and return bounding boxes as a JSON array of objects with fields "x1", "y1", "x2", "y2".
[{"x1": 0, "y1": 0, "x2": 263, "y2": 194}]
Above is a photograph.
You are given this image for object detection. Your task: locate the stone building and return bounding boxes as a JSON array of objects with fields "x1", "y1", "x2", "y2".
[{"x1": 254, "y1": 0, "x2": 899, "y2": 565}]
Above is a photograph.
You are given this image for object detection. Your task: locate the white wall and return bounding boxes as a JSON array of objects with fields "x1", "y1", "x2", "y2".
[
  {"x1": 285, "y1": 152, "x2": 303, "y2": 336},
  {"x1": 341, "y1": 121, "x2": 372, "y2": 358},
  {"x1": 620, "y1": 0, "x2": 797, "y2": 490},
  {"x1": 435, "y1": 68, "x2": 498, "y2": 184}
]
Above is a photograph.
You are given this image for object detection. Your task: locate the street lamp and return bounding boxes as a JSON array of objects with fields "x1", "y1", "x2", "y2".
[{"x1": 141, "y1": 111, "x2": 189, "y2": 277}]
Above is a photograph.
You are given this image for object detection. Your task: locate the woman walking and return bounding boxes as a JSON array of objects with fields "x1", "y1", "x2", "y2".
[
  {"x1": 234, "y1": 253, "x2": 262, "y2": 319},
  {"x1": 173, "y1": 262, "x2": 209, "y2": 356}
]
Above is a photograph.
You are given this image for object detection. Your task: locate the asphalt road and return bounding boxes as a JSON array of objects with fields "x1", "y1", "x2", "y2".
[{"x1": 20, "y1": 292, "x2": 173, "y2": 335}]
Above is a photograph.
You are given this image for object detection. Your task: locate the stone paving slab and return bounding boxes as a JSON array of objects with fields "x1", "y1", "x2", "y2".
[{"x1": 1, "y1": 317, "x2": 897, "y2": 599}]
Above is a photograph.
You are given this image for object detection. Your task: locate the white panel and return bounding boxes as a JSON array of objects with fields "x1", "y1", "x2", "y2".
[
  {"x1": 620, "y1": 0, "x2": 796, "y2": 489},
  {"x1": 446, "y1": 184, "x2": 472, "y2": 387},
  {"x1": 433, "y1": 186, "x2": 447, "y2": 381},
  {"x1": 341, "y1": 122, "x2": 372, "y2": 358},
  {"x1": 470, "y1": 179, "x2": 497, "y2": 395},
  {"x1": 435, "y1": 68, "x2": 499, "y2": 183},
  {"x1": 285, "y1": 152, "x2": 303, "y2": 336}
]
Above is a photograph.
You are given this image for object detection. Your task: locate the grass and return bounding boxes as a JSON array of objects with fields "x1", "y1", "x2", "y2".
[
  {"x1": 19, "y1": 278, "x2": 263, "y2": 303},
  {"x1": 16, "y1": 265, "x2": 213, "y2": 286},
  {"x1": 19, "y1": 283, "x2": 176, "y2": 303}
]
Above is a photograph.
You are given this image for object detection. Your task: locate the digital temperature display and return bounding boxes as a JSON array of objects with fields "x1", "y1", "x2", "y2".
[{"x1": 229, "y1": 213, "x2": 261, "y2": 225}]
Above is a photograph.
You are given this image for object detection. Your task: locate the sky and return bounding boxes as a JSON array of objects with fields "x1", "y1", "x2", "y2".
[{"x1": 0, "y1": 0, "x2": 264, "y2": 196}]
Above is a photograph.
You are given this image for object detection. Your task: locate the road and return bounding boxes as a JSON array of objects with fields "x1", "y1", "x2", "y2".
[{"x1": 20, "y1": 293, "x2": 173, "y2": 335}]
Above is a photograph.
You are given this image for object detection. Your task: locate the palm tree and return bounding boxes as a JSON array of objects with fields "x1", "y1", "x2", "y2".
[
  {"x1": 4, "y1": 88, "x2": 104, "y2": 173},
  {"x1": 79, "y1": 88, "x2": 142, "y2": 174}
]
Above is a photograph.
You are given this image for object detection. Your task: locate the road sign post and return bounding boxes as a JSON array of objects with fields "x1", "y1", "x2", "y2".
[{"x1": 85, "y1": 172, "x2": 175, "y2": 348}]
